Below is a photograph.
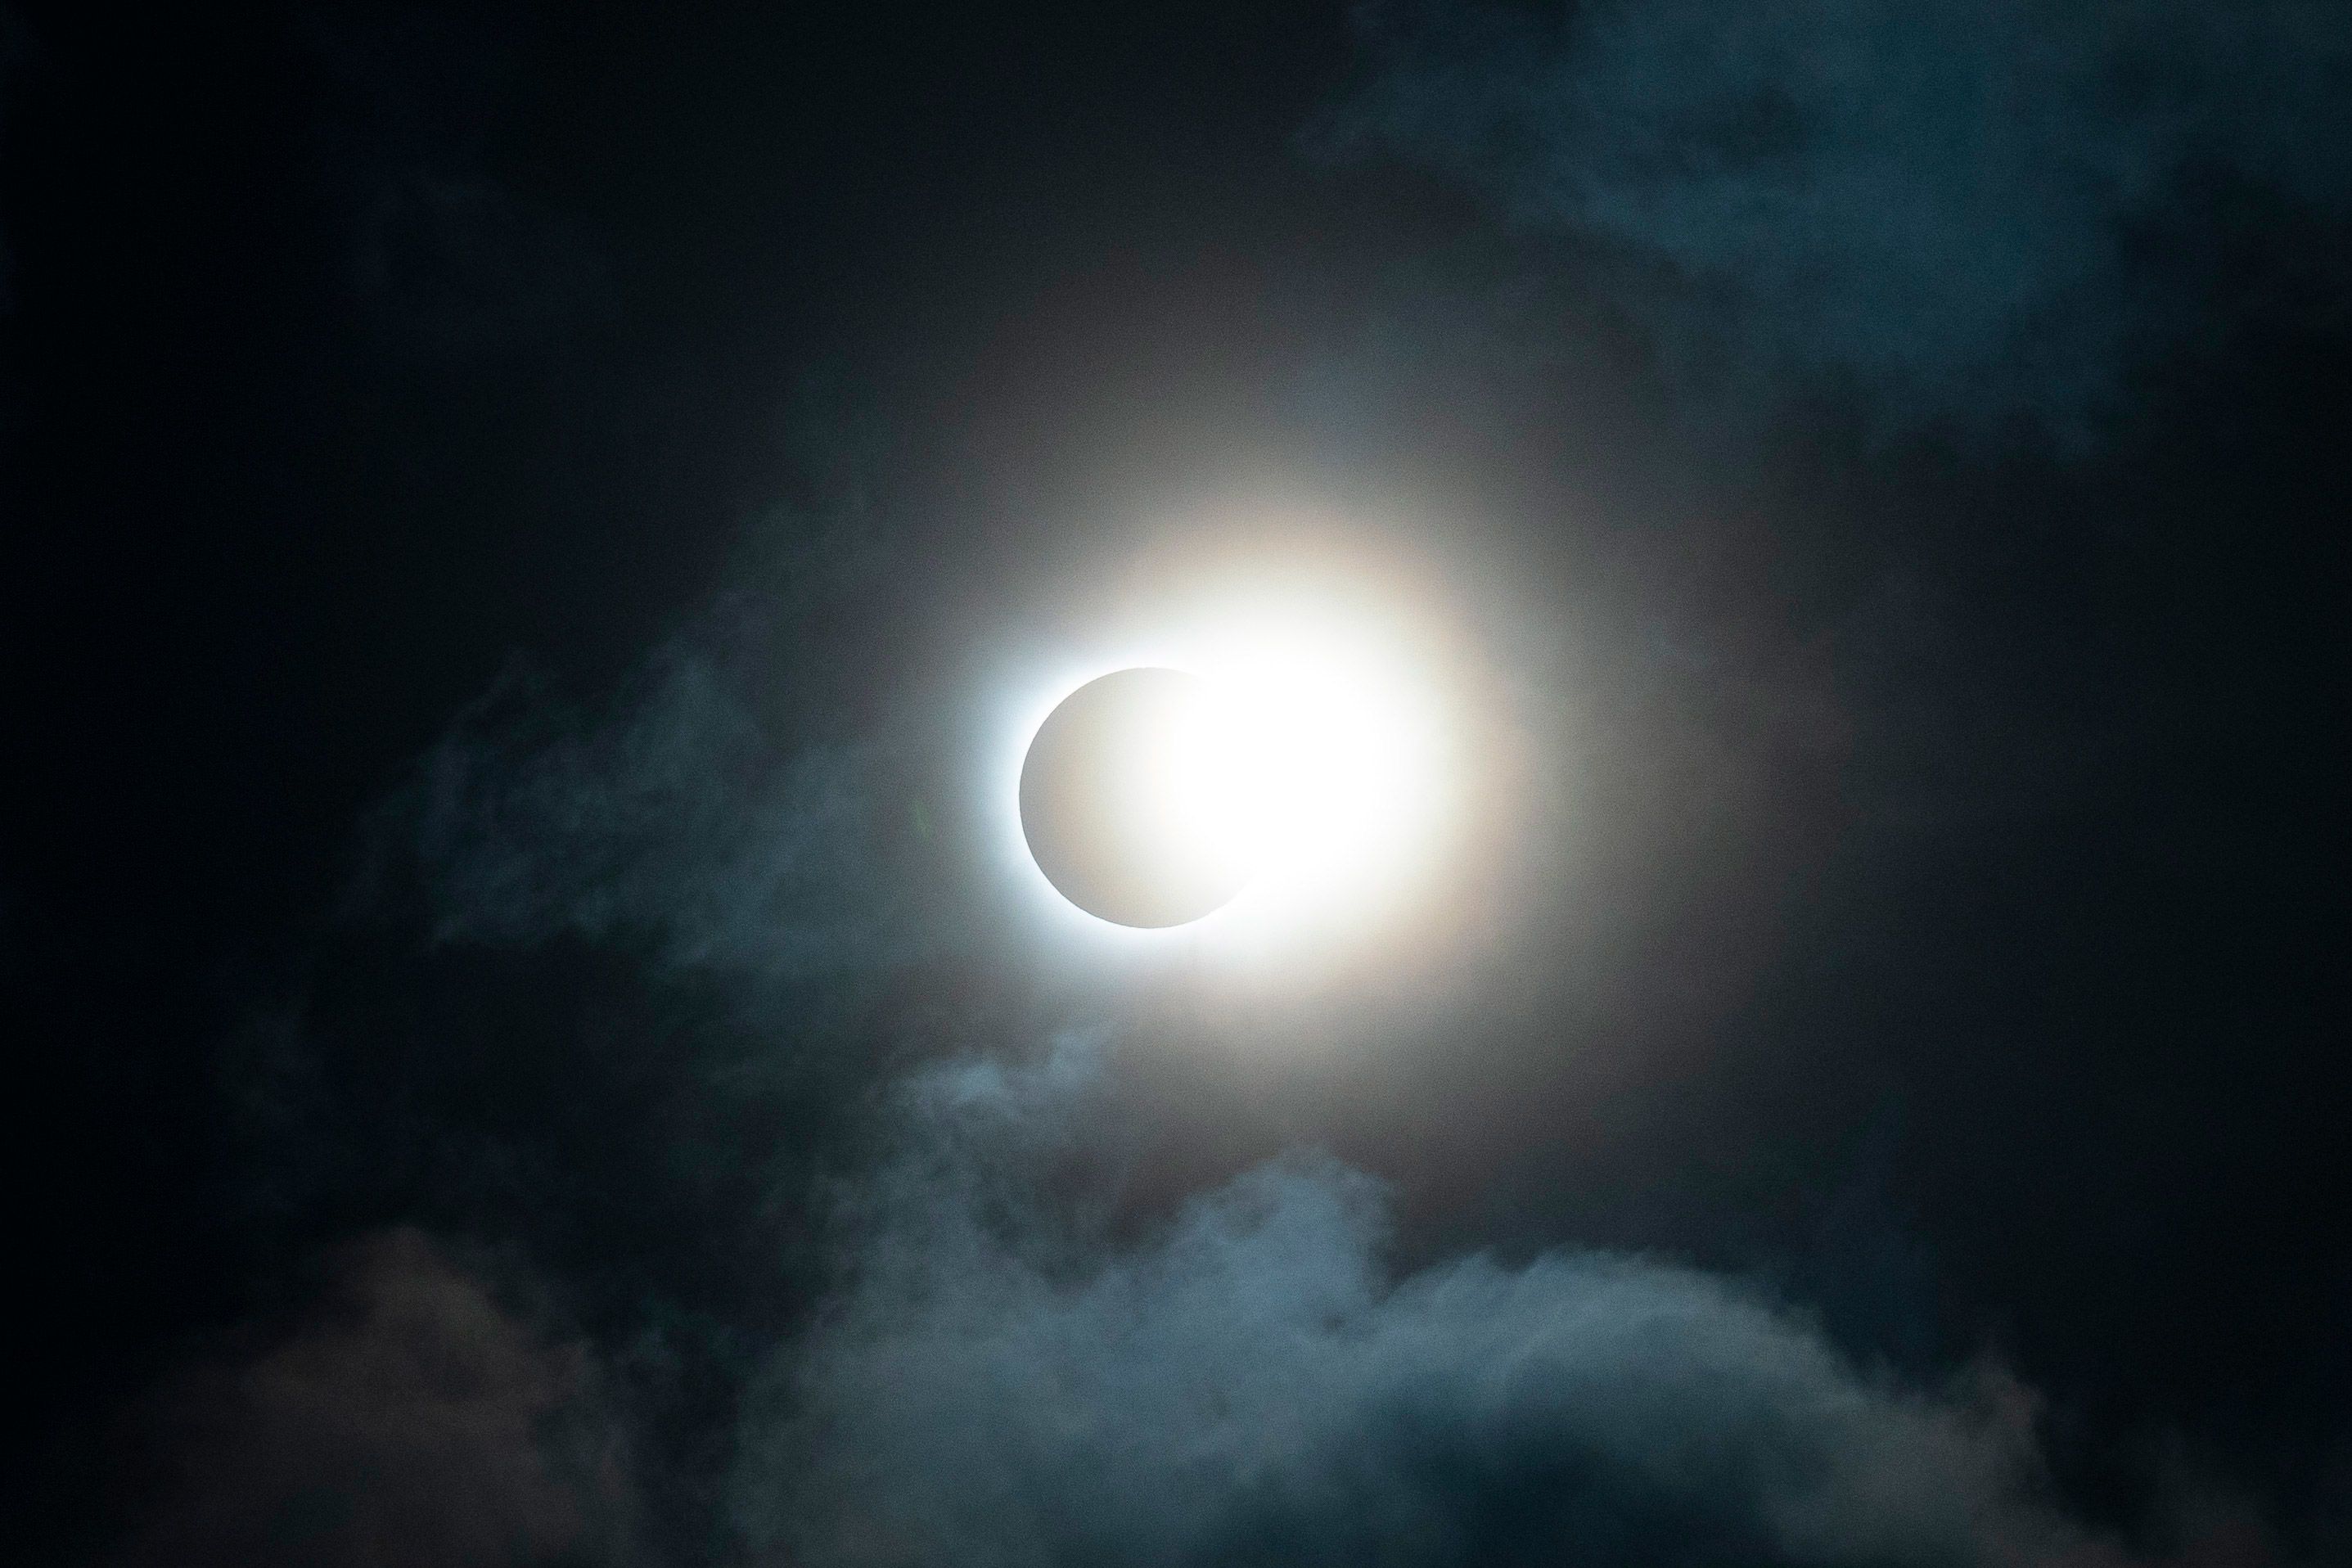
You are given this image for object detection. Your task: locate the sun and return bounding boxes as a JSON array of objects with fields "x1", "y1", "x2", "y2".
[{"x1": 1007, "y1": 588, "x2": 1453, "y2": 948}]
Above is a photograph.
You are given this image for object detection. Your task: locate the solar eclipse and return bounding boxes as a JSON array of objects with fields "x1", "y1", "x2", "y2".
[{"x1": 1012, "y1": 597, "x2": 1449, "y2": 938}]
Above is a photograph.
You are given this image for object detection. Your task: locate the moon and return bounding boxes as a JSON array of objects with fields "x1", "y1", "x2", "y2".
[{"x1": 1019, "y1": 667, "x2": 1255, "y2": 928}]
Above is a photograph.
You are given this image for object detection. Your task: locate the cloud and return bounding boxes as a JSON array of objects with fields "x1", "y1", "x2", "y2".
[
  {"x1": 732, "y1": 1043, "x2": 2250, "y2": 1568},
  {"x1": 391, "y1": 651, "x2": 896, "y2": 979},
  {"x1": 1313, "y1": 1, "x2": 2352, "y2": 442},
  {"x1": 365, "y1": 515, "x2": 922, "y2": 986},
  {"x1": 330, "y1": 448, "x2": 2278, "y2": 1565},
  {"x1": 339, "y1": 484, "x2": 2183, "y2": 1566},
  {"x1": 115, "y1": 1229, "x2": 635, "y2": 1568}
]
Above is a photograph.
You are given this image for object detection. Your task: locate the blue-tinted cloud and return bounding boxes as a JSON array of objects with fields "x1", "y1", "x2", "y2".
[
  {"x1": 394, "y1": 651, "x2": 898, "y2": 979},
  {"x1": 351, "y1": 466, "x2": 2261, "y2": 1566},
  {"x1": 1315, "y1": 1, "x2": 2352, "y2": 441},
  {"x1": 733, "y1": 1043, "x2": 2235, "y2": 1568},
  {"x1": 368, "y1": 516, "x2": 921, "y2": 986}
]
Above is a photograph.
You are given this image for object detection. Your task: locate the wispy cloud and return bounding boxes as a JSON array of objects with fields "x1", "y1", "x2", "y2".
[
  {"x1": 363, "y1": 513, "x2": 920, "y2": 988},
  {"x1": 1313, "y1": 1, "x2": 2352, "y2": 443}
]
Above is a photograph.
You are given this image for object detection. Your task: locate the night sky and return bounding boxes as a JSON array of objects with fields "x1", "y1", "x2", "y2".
[{"x1": 5, "y1": 5, "x2": 2350, "y2": 1565}]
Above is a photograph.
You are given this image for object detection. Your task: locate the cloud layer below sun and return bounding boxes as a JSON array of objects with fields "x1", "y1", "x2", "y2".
[{"x1": 733, "y1": 1039, "x2": 2230, "y2": 1568}]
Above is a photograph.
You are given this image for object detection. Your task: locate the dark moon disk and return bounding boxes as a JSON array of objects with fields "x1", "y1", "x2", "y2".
[{"x1": 1020, "y1": 667, "x2": 1250, "y2": 927}]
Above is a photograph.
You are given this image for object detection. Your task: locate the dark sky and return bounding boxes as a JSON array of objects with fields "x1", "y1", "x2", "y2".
[{"x1": 4, "y1": 4, "x2": 2349, "y2": 1565}]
